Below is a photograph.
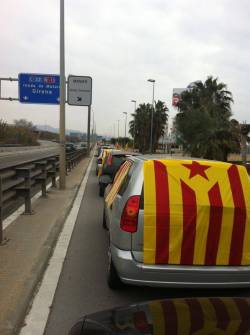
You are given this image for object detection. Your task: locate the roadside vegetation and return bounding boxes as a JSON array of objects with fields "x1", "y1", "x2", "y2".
[
  {"x1": 129, "y1": 100, "x2": 168, "y2": 153},
  {"x1": 110, "y1": 137, "x2": 132, "y2": 148},
  {"x1": 0, "y1": 118, "x2": 39, "y2": 146},
  {"x1": 175, "y1": 76, "x2": 241, "y2": 161}
]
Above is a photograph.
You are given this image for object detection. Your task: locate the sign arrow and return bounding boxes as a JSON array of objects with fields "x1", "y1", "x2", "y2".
[
  {"x1": 77, "y1": 97, "x2": 82, "y2": 102},
  {"x1": 23, "y1": 96, "x2": 29, "y2": 101}
]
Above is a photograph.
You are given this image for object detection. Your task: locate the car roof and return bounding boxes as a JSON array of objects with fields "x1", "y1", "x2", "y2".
[
  {"x1": 108, "y1": 150, "x2": 140, "y2": 157},
  {"x1": 129, "y1": 154, "x2": 217, "y2": 163}
]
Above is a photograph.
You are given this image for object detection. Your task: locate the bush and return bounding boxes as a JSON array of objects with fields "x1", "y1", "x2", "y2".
[{"x1": 0, "y1": 119, "x2": 38, "y2": 146}]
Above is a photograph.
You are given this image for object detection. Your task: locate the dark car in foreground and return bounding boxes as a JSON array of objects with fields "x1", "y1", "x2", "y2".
[{"x1": 69, "y1": 296, "x2": 250, "y2": 334}]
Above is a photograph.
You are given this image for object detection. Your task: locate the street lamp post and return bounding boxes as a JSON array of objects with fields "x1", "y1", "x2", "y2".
[
  {"x1": 91, "y1": 110, "x2": 94, "y2": 143},
  {"x1": 117, "y1": 120, "x2": 120, "y2": 142},
  {"x1": 59, "y1": 0, "x2": 66, "y2": 189},
  {"x1": 131, "y1": 100, "x2": 137, "y2": 151},
  {"x1": 123, "y1": 112, "x2": 127, "y2": 138},
  {"x1": 147, "y1": 79, "x2": 155, "y2": 154}
]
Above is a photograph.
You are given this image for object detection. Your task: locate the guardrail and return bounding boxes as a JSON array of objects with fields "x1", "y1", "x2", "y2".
[{"x1": 0, "y1": 148, "x2": 87, "y2": 243}]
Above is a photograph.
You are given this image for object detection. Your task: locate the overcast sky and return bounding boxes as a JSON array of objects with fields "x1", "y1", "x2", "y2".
[{"x1": 0, "y1": 0, "x2": 250, "y2": 136}]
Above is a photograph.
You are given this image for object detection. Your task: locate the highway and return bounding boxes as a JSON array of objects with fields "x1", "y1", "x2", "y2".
[
  {"x1": 0, "y1": 143, "x2": 59, "y2": 170},
  {"x1": 44, "y1": 160, "x2": 249, "y2": 335}
]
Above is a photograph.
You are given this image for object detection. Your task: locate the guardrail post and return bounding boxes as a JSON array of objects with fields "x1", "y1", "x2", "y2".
[
  {"x1": 48, "y1": 158, "x2": 57, "y2": 188},
  {"x1": 35, "y1": 162, "x2": 47, "y2": 197},
  {"x1": 24, "y1": 172, "x2": 32, "y2": 214},
  {"x1": 41, "y1": 174, "x2": 46, "y2": 197},
  {"x1": 0, "y1": 177, "x2": 3, "y2": 244},
  {"x1": 16, "y1": 168, "x2": 33, "y2": 215}
]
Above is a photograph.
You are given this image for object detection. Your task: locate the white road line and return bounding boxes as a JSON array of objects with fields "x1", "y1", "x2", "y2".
[{"x1": 19, "y1": 156, "x2": 94, "y2": 335}]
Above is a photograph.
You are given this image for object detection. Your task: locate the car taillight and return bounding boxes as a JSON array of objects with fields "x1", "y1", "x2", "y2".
[{"x1": 120, "y1": 196, "x2": 140, "y2": 233}]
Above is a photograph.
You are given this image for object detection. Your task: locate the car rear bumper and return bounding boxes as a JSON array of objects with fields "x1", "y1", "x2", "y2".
[{"x1": 111, "y1": 244, "x2": 250, "y2": 288}]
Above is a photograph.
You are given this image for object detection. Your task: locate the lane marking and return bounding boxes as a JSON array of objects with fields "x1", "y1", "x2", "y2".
[{"x1": 19, "y1": 155, "x2": 94, "y2": 335}]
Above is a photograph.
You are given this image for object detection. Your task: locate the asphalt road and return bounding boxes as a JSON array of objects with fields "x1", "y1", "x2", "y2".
[
  {"x1": 44, "y1": 160, "x2": 249, "y2": 335},
  {"x1": 0, "y1": 146, "x2": 59, "y2": 170}
]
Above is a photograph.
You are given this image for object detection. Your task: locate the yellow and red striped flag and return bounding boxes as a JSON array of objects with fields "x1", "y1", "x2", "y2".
[
  {"x1": 105, "y1": 160, "x2": 132, "y2": 208},
  {"x1": 144, "y1": 160, "x2": 250, "y2": 266},
  {"x1": 98, "y1": 149, "x2": 110, "y2": 177},
  {"x1": 148, "y1": 297, "x2": 250, "y2": 335}
]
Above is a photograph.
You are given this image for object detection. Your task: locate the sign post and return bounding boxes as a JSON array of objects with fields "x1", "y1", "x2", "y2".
[
  {"x1": 18, "y1": 73, "x2": 60, "y2": 104},
  {"x1": 87, "y1": 106, "x2": 91, "y2": 156},
  {"x1": 59, "y1": 0, "x2": 66, "y2": 190},
  {"x1": 67, "y1": 76, "x2": 92, "y2": 106},
  {"x1": 172, "y1": 88, "x2": 186, "y2": 107},
  {"x1": 68, "y1": 75, "x2": 92, "y2": 156}
]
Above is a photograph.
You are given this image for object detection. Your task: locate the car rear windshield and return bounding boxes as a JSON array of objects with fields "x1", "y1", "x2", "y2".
[{"x1": 112, "y1": 155, "x2": 126, "y2": 167}]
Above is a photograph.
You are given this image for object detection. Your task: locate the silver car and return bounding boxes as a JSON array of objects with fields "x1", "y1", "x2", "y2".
[{"x1": 103, "y1": 155, "x2": 250, "y2": 289}]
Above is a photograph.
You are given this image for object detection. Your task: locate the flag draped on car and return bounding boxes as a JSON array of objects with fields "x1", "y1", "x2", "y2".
[
  {"x1": 143, "y1": 159, "x2": 250, "y2": 265},
  {"x1": 112, "y1": 297, "x2": 250, "y2": 334},
  {"x1": 98, "y1": 149, "x2": 110, "y2": 177},
  {"x1": 148, "y1": 298, "x2": 250, "y2": 335},
  {"x1": 105, "y1": 160, "x2": 132, "y2": 208}
]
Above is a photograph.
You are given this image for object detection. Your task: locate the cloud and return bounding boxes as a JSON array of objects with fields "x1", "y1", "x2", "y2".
[{"x1": 0, "y1": 0, "x2": 249, "y2": 135}]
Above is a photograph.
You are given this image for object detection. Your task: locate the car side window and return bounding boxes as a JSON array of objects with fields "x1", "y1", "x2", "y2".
[{"x1": 118, "y1": 161, "x2": 134, "y2": 196}]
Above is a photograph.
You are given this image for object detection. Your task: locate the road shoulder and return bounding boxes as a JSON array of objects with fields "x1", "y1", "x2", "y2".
[{"x1": 0, "y1": 157, "x2": 90, "y2": 335}]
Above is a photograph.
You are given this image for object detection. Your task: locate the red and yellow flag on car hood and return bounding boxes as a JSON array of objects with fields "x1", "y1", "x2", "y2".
[
  {"x1": 148, "y1": 298, "x2": 250, "y2": 335},
  {"x1": 144, "y1": 159, "x2": 250, "y2": 266},
  {"x1": 112, "y1": 297, "x2": 250, "y2": 335}
]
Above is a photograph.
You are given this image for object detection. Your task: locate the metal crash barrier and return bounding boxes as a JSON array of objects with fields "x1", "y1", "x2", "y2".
[{"x1": 0, "y1": 148, "x2": 87, "y2": 244}]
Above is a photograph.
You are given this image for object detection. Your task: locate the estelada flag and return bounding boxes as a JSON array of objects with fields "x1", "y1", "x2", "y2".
[
  {"x1": 112, "y1": 297, "x2": 250, "y2": 334},
  {"x1": 148, "y1": 297, "x2": 250, "y2": 335},
  {"x1": 143, "y1": 160, "x2": 250, "y2": 266}
]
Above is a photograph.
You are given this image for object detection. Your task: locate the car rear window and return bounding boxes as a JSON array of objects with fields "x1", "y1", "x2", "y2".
[
  {"x1": 103, "y1": 155, "x2": 126, "y2": 176},
  {"x1": 118, "y1": 160, "x2": 134, "y2": 196},
  {"x1": 112, "y1": 156, "x2": 126, "y2": 168}
]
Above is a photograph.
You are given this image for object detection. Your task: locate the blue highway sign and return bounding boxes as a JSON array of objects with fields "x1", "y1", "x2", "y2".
[{"x1": 18, "y1": 73, "x2": 60, "y2": 104}]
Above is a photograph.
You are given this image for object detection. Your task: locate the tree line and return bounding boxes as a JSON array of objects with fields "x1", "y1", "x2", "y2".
[
  {"x1": 129, "y1": 100, "x2": 168, "y2": 153},
  {"x1": 127, "y1": 76, "x2": 248, "y2": 161}
]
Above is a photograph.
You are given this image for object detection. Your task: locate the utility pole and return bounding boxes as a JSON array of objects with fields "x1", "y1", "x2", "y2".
[
  {"x1": 117, "y1": 120, "x2": 120, "y2": 142},
  {"x1": 123, "y1": 112, "x2": 127, "y2": 137},
  {"x1": 147, "y1": 79, "x2": 155, "y2": 154},
  {"x1": 87, "y1": 106, "x2": 91, "y2": 156},
  {"x1": 241, "y1": 122, "x2": 249, "y2": 165},
  {"x1": 92, "y1": 110, "x2": 94, "y2": 143},
  {"x1": 59, "y1": 0, "x2": 66, "y2": 189},
  {"x1": 131, "y1": 100, "x2": 136, "y2": 151}
]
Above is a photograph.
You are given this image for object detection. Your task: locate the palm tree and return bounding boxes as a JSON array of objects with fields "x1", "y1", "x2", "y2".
[
  {"x1": 129, "y1": 101, "x2": 168, "y2": 153},
  {"x1": 153, "y1": 101, "x2": 168, "y2": 151},
  {"x1": 175, "y1": 76, "x2": 237, "y2": 161}
]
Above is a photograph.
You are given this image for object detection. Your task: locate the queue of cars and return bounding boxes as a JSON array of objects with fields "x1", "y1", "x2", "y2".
[
  {"x1": 96, "y1": 146, "x2": 250, "y2": 290},
  {"x1": 68, "y1": 147, "x2": 250, "y2": 334}
]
